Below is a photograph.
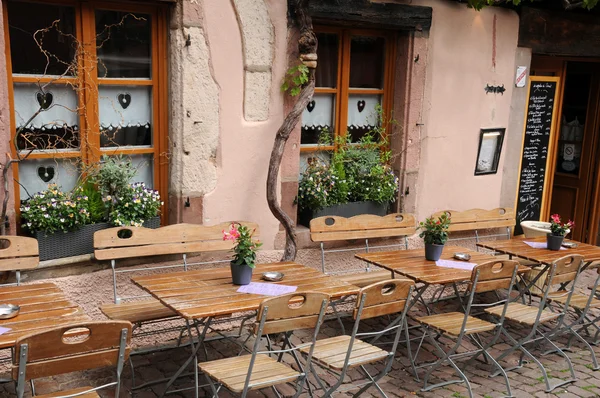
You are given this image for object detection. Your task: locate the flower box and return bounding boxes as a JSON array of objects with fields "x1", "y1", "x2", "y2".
[
  {"x1": 298, "y1": 201, "x2": 388, "y2": 228},
  {"x1": 34, "y1": 216, "x2": 160, "y2": 261}
]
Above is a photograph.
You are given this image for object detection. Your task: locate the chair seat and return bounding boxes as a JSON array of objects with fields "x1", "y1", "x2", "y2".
[
  {"x1": 37, "y1": 387, "x2": 100, "y2": 398},
  {"x1": 416, "y1": 312, "x2": 497, "y2": 337},
  {"x1": 299, "y1": 335, "x2": 389, "y2": 370},
  {"x1": 199, "y1": 354, "x2": 300, "y2": 393},
  {"x1": 339, "y1": 271, "x2": 392, "y2": 288},
  {"x1": 547, "y1": 291, "x2": 600, "y2": 310},
  {"x1": 100, "y1": 299, "x2": 177, "y2": 323},
  {"x1": 485, "y1": 303, "x2": 560, "y2": 325}
]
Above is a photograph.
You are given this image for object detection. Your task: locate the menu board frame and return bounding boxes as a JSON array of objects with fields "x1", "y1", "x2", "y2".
[{"x1": 514, "y1": 76, "x2": 561, "y2": 235}]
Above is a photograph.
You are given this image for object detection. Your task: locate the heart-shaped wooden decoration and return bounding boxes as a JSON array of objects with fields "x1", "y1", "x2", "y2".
[
  {"x1": 36, "y1": 92, "x2": 53, "y2": 110},
  {"x1": 118, "y1": 93, "x2": 131, "y2": 109},
  {"x1": 357, "y1": 100, "x2": 366, "y2": 113},
  {"x1": 37, "y1": 166, "x2": 55, "y2": 183},
  {"x1": 307, "y1": 100, "x2": 316, "y2": 112}
]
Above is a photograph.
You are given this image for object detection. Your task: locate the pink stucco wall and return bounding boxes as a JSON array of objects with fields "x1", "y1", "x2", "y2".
[
  {"x1": 409, "y1": 1, "x2": 519, "y2": 221},
  {"x1": 201, "y1": 0, "x2": 288, "y2": 248}
]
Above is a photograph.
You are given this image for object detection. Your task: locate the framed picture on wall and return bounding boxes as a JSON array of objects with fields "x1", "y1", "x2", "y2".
[{"x1": 474, "y1": 128, "x2": 506, "y2": 175}]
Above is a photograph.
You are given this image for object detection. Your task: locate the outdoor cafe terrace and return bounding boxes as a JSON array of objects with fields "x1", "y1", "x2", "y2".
[{"x1": 1, "y1": 212, "x2": 600, "y2": 398}]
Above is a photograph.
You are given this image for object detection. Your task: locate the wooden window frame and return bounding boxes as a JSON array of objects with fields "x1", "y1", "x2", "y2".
[
  {"x1": 301, "y1": 26, "x2": 397, "y2": 153},
  {"x1": 3, "y1": 0, "x2": 169, "y2": 224}
]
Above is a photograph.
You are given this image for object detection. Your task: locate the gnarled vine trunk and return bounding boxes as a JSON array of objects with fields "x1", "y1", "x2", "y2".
[{"x1": 266, "y1": 0, "x2": 317, "y2": 261}]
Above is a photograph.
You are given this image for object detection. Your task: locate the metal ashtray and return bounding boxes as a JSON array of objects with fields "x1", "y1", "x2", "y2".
[
  {"x1": 562, "y1": 241, "x2": 578, "y2": 249},
  {"x1": 262, "y1": 272, "x2": 284, "y2": 282},
  {"x1": 0, "y1": 304, "x2": 20, "y2": 320},
  {"x1": 453, "y1": 252, "x2": 472, "y2": 262}
]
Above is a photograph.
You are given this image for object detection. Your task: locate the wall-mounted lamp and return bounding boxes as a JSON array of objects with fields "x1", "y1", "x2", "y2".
[
  {"x1": 185, "y1": 34, "x2": 192, "y2": 47},
  {"x1": 184, "y1": 197, "x2": 191, "y2": 207}
]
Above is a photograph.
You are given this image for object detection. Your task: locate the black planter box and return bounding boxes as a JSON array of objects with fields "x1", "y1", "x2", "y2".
[
  {"x1": 298, "y1": 201, "x2": 389, "y2": 228},
  {"x1": 35, "y1": 216, "x2": 161, "y2": 261}
]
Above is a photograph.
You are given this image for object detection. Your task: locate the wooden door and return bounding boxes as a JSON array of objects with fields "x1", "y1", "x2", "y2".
[{"x1": 550, "y1": 62, "x2": 600, "y2": 242}]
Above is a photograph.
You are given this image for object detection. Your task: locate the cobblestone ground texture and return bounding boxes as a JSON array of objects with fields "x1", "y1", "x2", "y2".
[{"x1": 2, "y1": 267, "x2": 600, "y2": 397}]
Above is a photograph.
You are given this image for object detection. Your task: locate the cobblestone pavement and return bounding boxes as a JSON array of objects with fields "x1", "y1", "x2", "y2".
[{"x1": 2, "y1": 273, "x2": 600, "y2": 397}]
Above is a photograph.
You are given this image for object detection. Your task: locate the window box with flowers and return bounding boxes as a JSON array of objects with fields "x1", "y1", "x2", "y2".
[
  {"x1": 296, "y1": 131, "x2": 399, "y2": 227},
  {"x1": 20, "y1": 158, "x2": 162, "y2": 261}
]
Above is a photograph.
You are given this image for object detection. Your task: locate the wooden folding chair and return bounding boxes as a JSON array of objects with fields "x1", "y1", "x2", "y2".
[
  {"x1": 485, "y1": 254, "x2": 584, "y2": 393},
  {"x1": 300, "y1": 279, "x2": 415, "y2": 398},
  {"x1": 13, "y1": 321, "x2": 132, "y2": 398},
  {"x1": 546, "y1": 264, "x2": 600, "y2": 370},
  {"x1": 415, "y1": 260, "x2": 520, "y2": 398},
  {"x1": 199, "y1": 292, "x2": 329, "y2": 398}
]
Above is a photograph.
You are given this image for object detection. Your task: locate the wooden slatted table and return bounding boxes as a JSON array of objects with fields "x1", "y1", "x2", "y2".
[
  {"x1": 0, "y1": 282, "x2": 89, "y2": 349},
  {"x1": 478, "y1": 237, "x2": 600, "y2": 295},
  {"x1": 477, "y1": 237, "x2": 600, "y2": 266},
  {"x1": 357, "y1": 246, "x2": 507, "y2": 285},
  {"x1": 133, "y1": 262, "x2": 360, "y2": 397},
  {"x1": 356, "y1": 246, "x2": 529, "y2": 312}
]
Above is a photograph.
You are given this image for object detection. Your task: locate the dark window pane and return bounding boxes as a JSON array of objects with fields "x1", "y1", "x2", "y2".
[
  {"x1": 349, "y1": 36, "x2": 385, "y2": 89},
  {"x1": 7, "y1": 2, "x2": 76, "y2": 76},
  {"x1": 96, "y1": 11, "x2": 151, "y2": 78},
  {"x1": 315, "y1": 33, "x2": 338, "y2": 88}
]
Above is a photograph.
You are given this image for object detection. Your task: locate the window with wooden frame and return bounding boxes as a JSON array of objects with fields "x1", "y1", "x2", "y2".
[
  {"x1": 300, "y1": 27, "x2": 396, "y2": 155},
  {"x1": 3, "y1": 0, "x2": 168, "y2": 222}
]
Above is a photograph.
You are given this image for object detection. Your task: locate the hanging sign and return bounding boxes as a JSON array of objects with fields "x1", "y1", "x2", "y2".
[{"x1": 515, "y1": 66, "x2": 528, "y2": 88}]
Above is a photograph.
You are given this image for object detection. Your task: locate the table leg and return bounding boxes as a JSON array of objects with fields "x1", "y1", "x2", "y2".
[{"x1": 160, "y1": 317, "x2": 213, "y2": 398}]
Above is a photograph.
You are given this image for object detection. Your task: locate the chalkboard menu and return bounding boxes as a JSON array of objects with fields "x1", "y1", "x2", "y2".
[{"x1": 514, "y1": 79, "x2": 558, "y2": 235}]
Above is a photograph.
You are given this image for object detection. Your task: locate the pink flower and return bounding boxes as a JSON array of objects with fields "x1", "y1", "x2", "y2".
[
  {"x1": 551, "y1": 214, "x2": 561, "y2": 224},
  {"x1": 223, "y1": 223, "x2": 240, "y2": 241}
]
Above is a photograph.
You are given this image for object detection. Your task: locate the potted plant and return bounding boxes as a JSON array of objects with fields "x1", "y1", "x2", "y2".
[
  {"x1": 20, "y1": 184, "x2": 101, "y2": 261},
  {"x1": 223, "y1": 223, "x2": 262, "y2": 285},
  {"x1": 419, "y1": 213, "x2": 451, "y2": 261},
  {"x1": 296, "y1": 126, "x2": 399, "y2": 227},
  {"x1": 548, "y1": 214, "x2": 574, "y2": 251},
  {"x1": 107, "y1": 182, "x2": 162, "y2": 228}
]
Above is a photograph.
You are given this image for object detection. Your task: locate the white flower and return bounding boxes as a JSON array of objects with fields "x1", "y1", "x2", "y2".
[
  {"x1": 44, "y1": 214, "x2": 49, "y2": 218},
  {"x1": 60, "y1": 218, "x2": 65, "y2": 222}
]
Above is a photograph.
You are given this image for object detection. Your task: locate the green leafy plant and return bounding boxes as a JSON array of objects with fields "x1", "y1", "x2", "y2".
[
  {"x1": 20, "y1": 184, "x2": 91, "y2": 234},
  {"x1": 296, "y1": 107, "x2": 399, "y2": 212},
  {"x1": 89, "y1": 155, "x2": 137, "y2": 200},
  {"x1": 418, "y1": 213, "x2": 451, "y2": 245},
  {"x1": 281, "y1": 62, "x2": 309, "y2": 96},
  {"x1": 108, "y1": 182, "x2": 162, "y2": 227},
  {"x1": 223, "y1": 223, "x2": 262, "y2": 268},
  {"x1": 79, "y1": 180, "x2": 107, "y2": 223}
]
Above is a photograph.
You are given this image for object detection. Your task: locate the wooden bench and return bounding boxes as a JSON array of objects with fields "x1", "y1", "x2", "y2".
[
  {"x1": 94, "y1": 222, "x2": 259, "y2": 325},
  {"x1": 431, "y1": 208, "x2": 515, "y2": 245},
  {"x1": 309, "y1": 213, "x2": 416, "y2": 286},
  {"x1": 0, "y1": 236, "x2": 39, "y2": 285}
]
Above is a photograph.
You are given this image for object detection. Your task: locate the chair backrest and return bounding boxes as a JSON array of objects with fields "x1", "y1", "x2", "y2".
[
  {"x1": 309, "y1": 213, "x2": 416, "y2": 274},
  {"x1": 432, "y1": 208, "x2": 515, "y2": 244},
  {"x1": 256, "y1": 292, "x2": 330, "y2": 335},
  {"x1": 94, "y1": 221, "x2": 259, "y2": 303},
  {"x1": 13, "y1": 321, "x2": 132, "y2": 397},
  {"x1": 310, "y1": 213, "x2": 416, "y2": 243},
  {"x1": 354, "y1": 279, "x2": 414, "y2": 320},
  {"x1": 0, "y1": 236, "x2": 39, "y2": 284},
  {"x1": 545, "y1": 254, "x2": 583, "y2": 287},
  {"x1": 94, "y1": 221, "x2": 260, "y2": 260},
  {"x1": 469, "y1": 259, "x2": 520, "y2": 293}
]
